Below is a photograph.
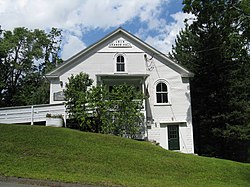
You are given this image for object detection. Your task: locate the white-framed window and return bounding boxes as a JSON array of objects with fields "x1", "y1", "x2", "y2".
[
  {"x1": 116, "y1": 55, "x2": 125, "y2": 72},
  {"x1": 155, "y1": 80, "x2": 170, "y2": 104}
]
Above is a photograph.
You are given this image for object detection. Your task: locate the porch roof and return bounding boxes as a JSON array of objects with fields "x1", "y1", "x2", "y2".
[
  {"x1": 96, "y1": 74, "x2": 149, "y2": 85},
  {"x1": 96, "y1": 74, "x2": 149, "y2": 80}
]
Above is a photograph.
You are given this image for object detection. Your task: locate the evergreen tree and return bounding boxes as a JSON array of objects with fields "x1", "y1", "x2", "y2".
[{"x1": 171, "y1": 0, "x2": 250, "y2": 161}]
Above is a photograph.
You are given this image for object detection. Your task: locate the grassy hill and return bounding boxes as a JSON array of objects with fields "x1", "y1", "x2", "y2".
[{"x1": 0, "y1": 124, "x2": 249, "y2": 187}]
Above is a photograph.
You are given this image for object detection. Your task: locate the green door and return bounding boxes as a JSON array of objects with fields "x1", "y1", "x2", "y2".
[{"x1": 168, "y1": 125, "x2": 180, "y2": 150}]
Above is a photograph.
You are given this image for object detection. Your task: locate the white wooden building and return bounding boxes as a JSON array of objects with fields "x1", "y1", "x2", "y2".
[{"x1": 46, "y1": 28, "x2": 194, "y2": 154}]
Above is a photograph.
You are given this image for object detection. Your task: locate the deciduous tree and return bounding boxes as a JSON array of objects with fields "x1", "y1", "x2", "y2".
[
  {"x1": 64, "y1": 72, "x2": 93, "y2": 131},
  {"x1": 109, "y1": 84, "x2": 144, "y2": 138},
  {"x1": 64, "y1": 73, "x2": 144, "y2": 139},
  {"x1": 0, "y1": 27, "x2": 62, "y2": 106}
]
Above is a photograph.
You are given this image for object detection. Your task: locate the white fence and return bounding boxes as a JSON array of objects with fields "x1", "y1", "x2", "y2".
[{"x1": 0, "y1": 103, "x2": 66, "y2": 125}]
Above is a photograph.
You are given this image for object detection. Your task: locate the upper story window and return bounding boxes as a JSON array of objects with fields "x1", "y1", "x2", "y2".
[
  {"x1": 156, "y1": 82, "x2": 168, "y2": 103},
  {"x1": 116, "y1": 55, "x2": 125, "y2": 72}
]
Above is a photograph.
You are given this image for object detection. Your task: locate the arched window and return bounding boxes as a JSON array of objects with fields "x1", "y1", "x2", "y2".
[
  {"x1": 156, "y1": 82, "x2": 168, "y2": 103},
  {"x1": 116, "y1": 55, "x2": 125, "y2": 72}
]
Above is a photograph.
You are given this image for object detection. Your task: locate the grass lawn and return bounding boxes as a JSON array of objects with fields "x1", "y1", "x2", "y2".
[{"x1": 0, "y1": 124, "x2": 249, "y2": 187}]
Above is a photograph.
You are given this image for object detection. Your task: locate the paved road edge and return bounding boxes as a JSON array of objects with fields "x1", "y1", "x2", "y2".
[{"x1": 0, "y1": 175, "x2": 105, "y2": 187}]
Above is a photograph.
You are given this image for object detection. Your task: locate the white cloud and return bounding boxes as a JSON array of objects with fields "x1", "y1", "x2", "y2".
[
  {"x1": 0, "y1": 0, "x2": 192, "y2": 58},
  {"x1": 142, "y1": 12, "x2": 195, "y2": 54},
  {"x1": 0, "y1": 0, "x2": 169, "y2": 33},
  {"x1": 61, "y1": 34, "x2": 86, "y2": 60},
  {"x1": 71, "y1": 0, "x2": 168, "y2": 30}
]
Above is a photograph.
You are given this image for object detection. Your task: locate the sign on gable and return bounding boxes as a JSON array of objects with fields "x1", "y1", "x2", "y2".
[{"x1": 109, "y1": 39, "x2": 132, "y2": 48}]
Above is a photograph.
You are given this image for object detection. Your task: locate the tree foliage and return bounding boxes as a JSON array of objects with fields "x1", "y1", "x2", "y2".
[
  {"x1": 0, "y1": 27, "x2": 62, "y2": 107},
  {"x1": 87, "y1": 85, "x2": 111, "y2": 133},
  {"x1": 170, "y1": 0, "x2": 250, "y2": 161},
  {"x1": 64, "y1": 73, "x2": 144, "y2": 139},
  {"x1": 64, "y1": 72, "x2": 93, "y2": 130},
  {"x1": 89, "y1": 84, "x2": 144, "y2": 138}
]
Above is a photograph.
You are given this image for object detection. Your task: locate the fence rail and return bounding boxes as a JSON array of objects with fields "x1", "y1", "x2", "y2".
[{"x1": 0, "y1": 103, "x2": 66, "y2": 125}]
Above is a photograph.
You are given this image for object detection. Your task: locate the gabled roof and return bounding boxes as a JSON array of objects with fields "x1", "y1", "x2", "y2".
[{"x1": 46, "y1": 27, "x2": 194, "y2": 78}]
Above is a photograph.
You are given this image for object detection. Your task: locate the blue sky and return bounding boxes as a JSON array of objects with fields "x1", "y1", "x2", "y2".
[
  {"x1": 81, "y1": 1, "x2": 184, "y2": 46},
  {"x1": 0, "y1": 0, "x2": 194, "y2": 60}
]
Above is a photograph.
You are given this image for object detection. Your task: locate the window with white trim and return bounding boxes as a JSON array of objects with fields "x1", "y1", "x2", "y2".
[
  {"x1": 116, "y1": 55, "x2": 125, "y2": 72},
  {"x1": 156, "y1": 82, "x2": 168, "y2": 103}
]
